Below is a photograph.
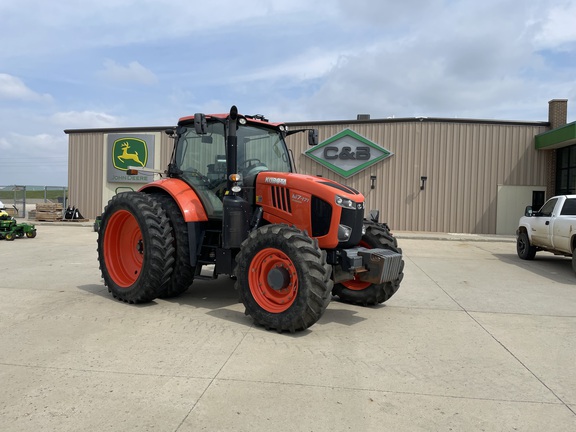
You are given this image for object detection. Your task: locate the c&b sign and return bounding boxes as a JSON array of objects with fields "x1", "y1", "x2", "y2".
[{"x1": 304, "y1": 129, "x2": 392, "y2": 178}]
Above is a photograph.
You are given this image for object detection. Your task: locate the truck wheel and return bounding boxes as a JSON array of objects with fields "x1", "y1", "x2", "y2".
[
  {"x1": 97, "y1": 192, "x2": 175, "y2": 303},
  {"x1": 516, "y1": 231, "x2": 536, "y2": 260},
  {"x1": 150, "y1": 193, "x2": 195, "y2": 298},
  {"x1": 333, "y1": 221, "x2": 404, "y2": 306},
  {"x1": 235, "y1": 224, "x2": 333, "y2": 332}
]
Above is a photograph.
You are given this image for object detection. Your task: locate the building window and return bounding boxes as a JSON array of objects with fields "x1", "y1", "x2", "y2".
[{"x1": 556, "y1": 145, "x2": 576, "y2": 195}]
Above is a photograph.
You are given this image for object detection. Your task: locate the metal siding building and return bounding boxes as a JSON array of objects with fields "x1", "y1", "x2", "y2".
[
  {"x1": 67, "y1": 127, "x2": 173, "y2": 220},
  {"x1": 285, "y1": 119, "x2": 548, "y2": 234},
  {"x1": 66, "y1": 100, "x2": 569, "y2": 235}
]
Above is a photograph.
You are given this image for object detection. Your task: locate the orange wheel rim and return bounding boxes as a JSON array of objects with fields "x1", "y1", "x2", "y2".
[
  {"x1": 103, "y1": 210, "x2": 143, "y2": 288},
  {"x1": 342, "y1": 239, "x2": 371, "y2": 291},
  {"x1": 248, "y1": 248, "x2": 298, "y2": 313}
]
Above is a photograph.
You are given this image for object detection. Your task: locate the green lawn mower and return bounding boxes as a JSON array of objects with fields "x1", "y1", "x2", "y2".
[{"x1": 0, "y1": 217, "x2": 37, "y2": 241}]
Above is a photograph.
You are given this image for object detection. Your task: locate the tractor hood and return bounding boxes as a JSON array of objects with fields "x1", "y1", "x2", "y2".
[{"x1": 255, "y1": 172, "x2": 365, "y2": 249}]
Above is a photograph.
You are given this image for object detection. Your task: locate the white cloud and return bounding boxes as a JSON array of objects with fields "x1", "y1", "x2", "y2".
[
  {"x1": 534, "y1": 2, "x2": 576, "y2": 50},
  {"x1": 240, "y1": 49, "x2": 346, "y2": 83},
  {"x1": 0, "y1": 137, "x2": 10, "y2": 151},
  {"x1": 0, "y1": 74, "x2": 52, "y2": 101},
  {"x1": 97, "y1": 60, "x2": 158, "y2": 85},
  {"x1": 51, "y1": 111, "x2": 123, "y2": 129},
  {"x1": 0, "y1": 132, "x2": 68, "y2": 186},
  {"x1": 0, "y1": 0, "x2": 320, "y2": 55},
  {"x1": 0, "y1": 0, "x2": 575, "y2": 186},
  {"x1": 8, "y1": 132, "x2": 66, "y2": 152}
]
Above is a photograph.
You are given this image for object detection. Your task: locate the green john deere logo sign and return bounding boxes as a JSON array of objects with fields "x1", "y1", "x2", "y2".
[
  {"x1": 112, "y1": 137, "x2": 148, "y2": 171},
  {"x1": 305, "y1": 129, "x2": 392, "y2": 178}
]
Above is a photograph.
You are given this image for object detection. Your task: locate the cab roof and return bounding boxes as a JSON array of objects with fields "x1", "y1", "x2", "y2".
[{"x1": 178, "y1": 113, "x2": 284, "y2": 128}]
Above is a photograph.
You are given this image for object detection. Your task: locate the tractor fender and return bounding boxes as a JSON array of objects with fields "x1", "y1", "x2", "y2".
[{"x1": 139, "y1": 178, "x2": 208, "y2": 222}]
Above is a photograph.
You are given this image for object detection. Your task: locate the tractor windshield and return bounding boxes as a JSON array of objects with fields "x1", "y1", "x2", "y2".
[{"x1": 175, "y1": 120, "x2": 292, "y2": 218}]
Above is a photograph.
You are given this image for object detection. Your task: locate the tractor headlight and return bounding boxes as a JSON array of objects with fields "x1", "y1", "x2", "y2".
[
  {"x1": 338, "y1": 224, "x2": 352, "y2": 241},
  {"x1": 335, "y1": 195, "x2": 356, "y2": 209}
]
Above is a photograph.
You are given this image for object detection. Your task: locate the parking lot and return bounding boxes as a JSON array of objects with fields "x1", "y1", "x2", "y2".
[{"x1": 1, "y1": 224, "x2": 575, "y2": 431}]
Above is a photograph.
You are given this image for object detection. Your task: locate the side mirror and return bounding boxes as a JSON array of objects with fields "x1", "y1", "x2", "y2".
[
  {"x1": 524, "y1": 206, "x2": 533, "y2": 217},
  {"x1": 194, "y1": 113, "x2": 208, "y2": 134},
  {"x1": 164, "y1": 128, "x2": 176, "y2": 137},
  {"x1": 308, "y1": 129, "x2": 318, "y2": 146}
]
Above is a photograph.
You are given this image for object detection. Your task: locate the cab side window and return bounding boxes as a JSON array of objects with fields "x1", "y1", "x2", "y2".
[{"x1": 538, "y1": 198, "x2": 557, "y2": 217}]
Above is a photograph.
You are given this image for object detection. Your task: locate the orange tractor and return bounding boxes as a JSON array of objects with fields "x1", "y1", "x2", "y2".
[{"x1": 97, "y1": 106, "x2": 404, "y2": 332}]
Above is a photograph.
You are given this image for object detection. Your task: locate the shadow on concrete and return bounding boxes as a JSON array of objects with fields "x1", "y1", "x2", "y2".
[
  {"x1": 78, "y1": 277, "x2": 369, "y2": 333},
  {"x1": 172, "y1": 276, "x2": 240, "y2": 309},
  {"x1": 77, "y1": 284, "x2": 160, "y2": 308},
  {"x1": 493, "y1": 252, "x2": 575, "y2": 284},
  {"x1": 77, "y1": 284, "x2": 112, "y2": 299},
  {"x1": 320, "y1": 301, "x2": 370, "y2": 326}
]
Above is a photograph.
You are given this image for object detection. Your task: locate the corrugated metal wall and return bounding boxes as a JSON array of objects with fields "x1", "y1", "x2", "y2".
[
  {"x1": 67, "y1": 129, "x2": 175, "y2": 219},
  {"x1": 67, "y1": 132, "x2": 104, "y2": 219},
  {"x1": 159, "y1": 130, "x2": 174, "y2": 168},
  {"x1": 67, "y1": 120, "x2": 549, "y2": 233},
  {"x1": 286, "y1": 120, "x2": 549, "y2": 234}
]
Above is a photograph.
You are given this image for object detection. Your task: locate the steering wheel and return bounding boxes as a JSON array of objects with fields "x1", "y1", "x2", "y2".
[{"x1": 241, "y1": 158, "x2": 268, "y2": 176}]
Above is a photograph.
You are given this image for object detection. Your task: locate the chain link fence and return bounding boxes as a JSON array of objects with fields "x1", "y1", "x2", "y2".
[{"x1": 0, "y1": 185, "x2": 68, "y2": 219}]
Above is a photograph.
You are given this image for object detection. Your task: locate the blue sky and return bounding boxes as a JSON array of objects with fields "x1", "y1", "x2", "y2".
[{"x1": 1, "y1": 0, "x2": 575, "y2": 186}]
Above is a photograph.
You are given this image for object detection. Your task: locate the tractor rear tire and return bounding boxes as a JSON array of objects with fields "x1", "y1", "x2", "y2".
[
  {"x1": 235, "y1": 224, "x2": 333, "y2": 332},
  {"x1": 97, "y1": 192, "x2": 175, "y2": 303},
  {"x1": 150, "y1": 193, "x2": 195, "y2": 298},
  {"x1": 332, "y1": 221, "x2": 404, "y2": 306},
  {"x1": 5, "y1": 232, "x2": 14, "y2": 241}
]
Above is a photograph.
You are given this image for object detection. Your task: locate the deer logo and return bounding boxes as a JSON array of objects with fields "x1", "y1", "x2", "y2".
[
  {"x1": 117, "y1": 142, "x2": 144, "y2": 166},
  {"x1": 112, "y1": 137, "x2": 149, "y2": 171}
]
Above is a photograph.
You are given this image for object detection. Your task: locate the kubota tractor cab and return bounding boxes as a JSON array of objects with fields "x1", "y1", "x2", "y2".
[{"x1": 97, "y1": 106, "x2": 404, "y2": 332}]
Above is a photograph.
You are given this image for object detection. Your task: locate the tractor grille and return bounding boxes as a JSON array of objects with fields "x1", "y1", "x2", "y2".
[
  {"x1": 271, "y1": 186, "x2": 292, "y2": 213},
  {"x1": 311, "y1": 197, "x2": 332, "y2": 237},
  {"x1": 339, "y1": 206, "x2": 364, "y2": 247}
]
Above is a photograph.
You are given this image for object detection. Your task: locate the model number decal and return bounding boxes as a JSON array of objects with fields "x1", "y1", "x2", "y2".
[
  {"x1": 265, "y1": 177, "x2": 287, "y2": 185},
  {"x1": 291, "y1": 193, "x2": 310, "y2": 204}
]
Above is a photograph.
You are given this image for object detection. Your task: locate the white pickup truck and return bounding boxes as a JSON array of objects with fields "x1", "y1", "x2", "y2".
[{"x1": 517, "y1": 195, "x2": 576, "y2": 272}]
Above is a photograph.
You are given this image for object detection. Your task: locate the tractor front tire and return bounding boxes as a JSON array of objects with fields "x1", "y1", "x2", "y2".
[
  {"x1": 235, "y1": 224, "x2": 333, "y2": 332},
  {"x1": 97, "y1": 192, "x2": 175, "y2": 303},
  {"x1": 150, "y1": 193, "x2": 195, "y2": 298},
  {"x1": 333, "y1": 221, "x2": 404, "y2": 306},
  {"x1": 5, "y1": 232, "x2": 14, "y2": 241}
]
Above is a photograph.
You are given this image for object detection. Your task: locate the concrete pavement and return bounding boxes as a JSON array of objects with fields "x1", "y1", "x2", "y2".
[{"x1": 0, "y1": 225, "x2": 575, "y2": 431}]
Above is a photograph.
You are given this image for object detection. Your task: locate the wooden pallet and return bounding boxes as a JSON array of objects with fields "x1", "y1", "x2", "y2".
[
  {"x1": 35, "y1": 203, "x2": 63, "y2": 221},
  {"x1": 36, "y1": 203, "x2": 63, "y2": 212},
  {"x1": 36, "y1": 211, "x2": 62, "y2": 221},
  {"x1": 35, "y1": 217, "x2": 90, "y2": 222}
]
